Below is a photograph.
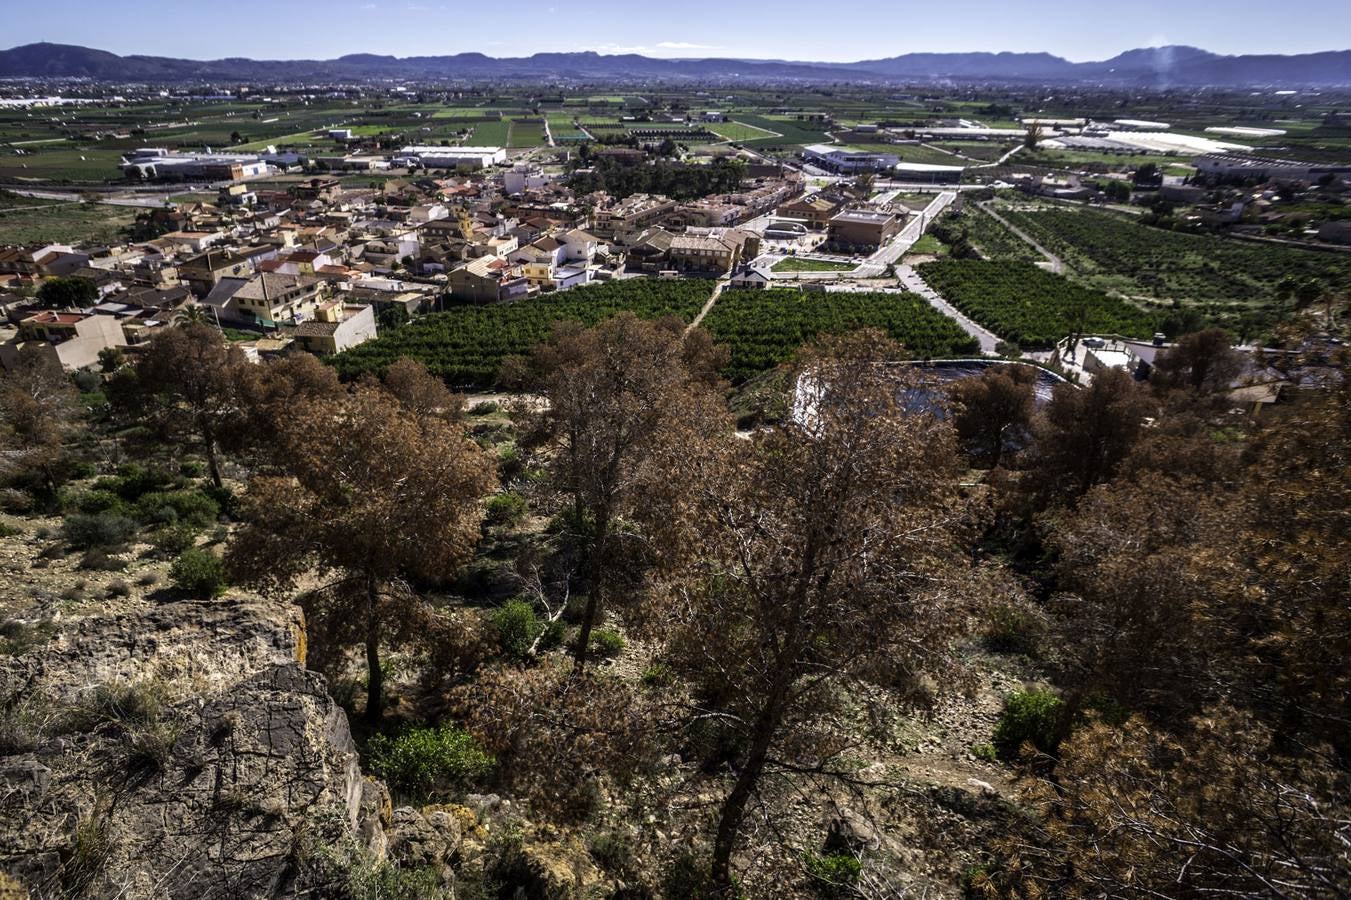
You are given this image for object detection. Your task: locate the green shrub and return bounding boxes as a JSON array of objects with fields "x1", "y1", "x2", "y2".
[
  {"x1": 981, "y1": 600, "x2": 1048, "y2": 657},
  {"x1": 468, "y1": 400, "x2": 500, "y2": 416},
  {"x1": 94, "y1": 463, "x2": 178, "y2": 502},
  {"x1": 663, "y1": 852, "x2": 719, "y2": 900},
  {"x1": 170, "y1": 548, "x2": 228, "y2": 599},
  {"x1": 497, "y1": 443, "x2": 523, "y2": 481},
  {"x1": 641, "y1": 663, "x2": 674, "y2": 687},
  {"x1": 135, "y1": 490, "x2": 219, "y2": 528},
  {"x1": 202, "y1": 484, "x2": 236, "y2": 519},
  {"x1": 972, "y1": 742, "x2": 997, "y2": 762},
  {"x1": 804, "y1": 851, "x2": 862, "y2": 896},
  {"x1": 305, "y1": 840, "x2": 445, "y2": 900},
  {"x1": 63, "y1": 512, "x2": 136, "y2": 550},
  {"x1": 0, "y1": 521, "x2": 20, "y2": 538},
  {"x1": 492, "y1": 599, "x2": 542, "y2": 660},
  {"x1": 179, "y1": 460, "x2": 206, "y2": 478},
  {"x1": 151, "y1": 523, "x2": 199, "y2": 558},
  {"x1": 69, "y1": 490, "x2": 128, "y2": 517},
  {"x1": 992, "y1": 690, "x2": 1066, "y2": 760},
  {"x1": 366, "y1": 722, "x2": 493, "y2": 799},
  {"x1": 484, "y1": 491, "x2": 527, "y2": 527},
  {"x1": 79, "y1": 548, "x2": 127, "y2": 571},
  {"x1": 590, "y1": 628, "x2": 625, "y2": 659}
]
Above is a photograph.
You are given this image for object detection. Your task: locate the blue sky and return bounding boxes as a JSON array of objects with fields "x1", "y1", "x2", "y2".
[{"x1": 7, "y1": 0, "x2": 1348, "y2": 62}]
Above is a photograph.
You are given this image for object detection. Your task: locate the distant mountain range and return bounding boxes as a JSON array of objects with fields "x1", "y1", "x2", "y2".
[{"x1": 2, "y1": 42, "x2": 1350, "y2": 87}]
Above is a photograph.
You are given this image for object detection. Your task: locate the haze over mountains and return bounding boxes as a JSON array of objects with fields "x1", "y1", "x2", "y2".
[{"x1": 2, "y1": 42, "x2": 1350, "y2": 86}]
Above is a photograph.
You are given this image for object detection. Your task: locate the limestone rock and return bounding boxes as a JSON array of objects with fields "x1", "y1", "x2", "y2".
[{"x1": 0, "y1": 598, "x2": 381, "y2": 900}]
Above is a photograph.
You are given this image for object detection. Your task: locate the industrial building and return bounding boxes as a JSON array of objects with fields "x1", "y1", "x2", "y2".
[
  {"x1": 121, "y1": 148, "x2": 270, "y2": 181},
  {"x1": 395, "y1": 146, "x2": 507, "y2": 170},
  {"x1": 1192, "y1": 154, "x2": 1351, "y2": 181},
  {"x1": 893, "y1": 162, "x2": 965, "y2": 185},
  {"x1": 802, "y1": 144, "x2": 899, "y2": 173}
]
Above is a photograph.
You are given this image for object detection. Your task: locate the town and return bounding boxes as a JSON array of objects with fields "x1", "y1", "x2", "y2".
[{"x1": 0, "y1": 28, "x2": 1348, "y2": 900}]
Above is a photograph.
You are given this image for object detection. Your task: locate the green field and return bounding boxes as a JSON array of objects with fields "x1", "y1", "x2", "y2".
[
  {"x1": 707, "y1": 121, "x2": 780, "y2": 142},
  {"x1": 0, "y1": 201, "x2": 136, "y2": 245},
  {"x1": 469, "y1": 120, "x2": 512, "y2": 146},
  {"x1": 507, "y1": 119, "x2": 548, "y2": 148},
  {"x1": 952, "y1": 206, "x2": 1043, "y2": 263},
  {"x1": 703, "y1": 288, "x2": 978, "y2": 381},
  {"x1": 771, "y1": 257, "x2": 856, "y2": 273}
]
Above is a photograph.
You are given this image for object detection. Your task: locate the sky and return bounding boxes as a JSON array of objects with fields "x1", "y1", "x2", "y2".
[{"x1": 5, "y1": 0, "x2": 1349, "y2": 63}]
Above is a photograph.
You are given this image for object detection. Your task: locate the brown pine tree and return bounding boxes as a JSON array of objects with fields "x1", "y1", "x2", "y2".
[
  {"x1": 227, "y1": 382, "x2": 496, "y2": 722},
  {"x1": 658, "y1": 331, "x2": 983, "y2": 891},
  {"x1": 126, "y1": 322, "x2": 248, "y2": 488},
  {"x1": 515, "y1": 313, "x2": 731, "y2": 673},
  {"x1": 0, "y1": 354, "x2": 81, "y2": 499}
]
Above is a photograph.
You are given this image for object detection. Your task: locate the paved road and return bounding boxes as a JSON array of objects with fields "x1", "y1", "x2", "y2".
[
  {"x1": 7, "y1": 188, "x2": 174, "y2": 208},
  {"x1": 854, "y1": 190, "x2": 957, "y2": 277},
  {"x1": 895, "y1": 263, "x2": 1001, "y2": 355},
  {"x1": 977, "y1": 201, "x2": 1064, "y2": 273}
]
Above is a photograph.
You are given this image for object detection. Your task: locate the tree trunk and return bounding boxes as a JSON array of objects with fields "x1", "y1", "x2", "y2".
[
  {"x1": 572, "y1": 507, "x2": 609, "y2": 675},
  {"x1": 202, "y1": 426, "x2": 223, "y2": 489},
  {"x1": 364, "y1": 577, "x2": 384, "y2": 724},
  {"x1": 710, "y1": 686, "x2": 788, "y2": 892}
]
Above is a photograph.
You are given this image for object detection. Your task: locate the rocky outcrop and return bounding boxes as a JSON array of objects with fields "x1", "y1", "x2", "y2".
[{"x1": 0, "y1": 599, "x2": 383, "y2": 900}]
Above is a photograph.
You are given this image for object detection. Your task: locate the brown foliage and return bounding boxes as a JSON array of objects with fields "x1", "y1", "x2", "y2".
[
  {"x1": 518, "y1": 313, "x2": 732, "y2": 672},
  {"x1": 227, "y1": 382, "x2": 497, "y2": 720},
  {"x1": 0, "y1": 354, "x2": 80, "y2": 495},
  {"x1": 657, "y1": 330, "x2": 985, "y2": 888},
  {"x1": 950, "y1": 364, "x2": 1037, "y2": 468},
  {"x1": 1152, "y1": 327, "x2": 1246, "y2": 396},
  {"x1": 127, "y1": 322, "x2": 249, "y2": 487},
  {"x1": 1003, "y1": 710, "x2": 1351, "y2": 899},
  {"x1": 381, "y1": 356, "x2": 463, "y2": 422},
  {"x1": 451, "y1": 663, "x2": 659, "y2": 822},
  {"x1": 1025, "y1": 367, "x2": 1152, "y2": 506}
]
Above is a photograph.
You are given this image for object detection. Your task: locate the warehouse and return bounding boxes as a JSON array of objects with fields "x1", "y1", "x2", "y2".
[
  {"x1": 396, "y1": 146, "x2": 507, "y2": 170},
  {"x1": 803, "y1": 144, "x2": 898, "y2": 173},
  {"x1": 892, "y1": 162, "x2": 965, "y2": 185},
  {"x1": 121, "y1": 149, "x2": 270, "y2": 181}
]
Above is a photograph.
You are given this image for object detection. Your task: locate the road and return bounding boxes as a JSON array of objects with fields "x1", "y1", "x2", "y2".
[
  {"x1": 5, "y1": 188, "x2": 175, "y2": 208},
  {"x1": 977, "y1": 201, "x2": 1064, "y2": 273},
  {"x1": 895, "y1": 264, "x2": 1001, "y2": 355},
  {"x1": 854, "y1": 190, "x2": 957, "y2": 277}
]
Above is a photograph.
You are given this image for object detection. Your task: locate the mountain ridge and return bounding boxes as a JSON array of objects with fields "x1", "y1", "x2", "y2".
[{"x1": 2, "y1": 42, "x2": 1349, "y2": 86}]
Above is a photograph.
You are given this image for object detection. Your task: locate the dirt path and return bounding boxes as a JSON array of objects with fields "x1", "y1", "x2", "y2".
[
  {"x1": 687, "y1": 278, "x2": 729, "y2": 333},
  {"x1": 977, "y1": 201, "x2": 1064, "y2": 274}
]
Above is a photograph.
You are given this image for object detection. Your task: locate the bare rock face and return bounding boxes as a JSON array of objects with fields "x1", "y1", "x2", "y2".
[
  {"x1": 0, "y1": 599, "x2": 384, "y2": 899},
  {"x1": 0, "y1": 599, "x2": 306, "y2": 704}
]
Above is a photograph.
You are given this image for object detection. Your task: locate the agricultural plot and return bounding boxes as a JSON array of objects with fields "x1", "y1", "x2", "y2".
[
  {"x1": 506, "y1": 119, "x2": 548, "y2": 148},
  {"x1": 916, "y1": 260, "x2": 1156, "y2": 349},
  {"x1": 706, "y1": 120, "x2": 780, "y2": 142},
  {"x1": 702, "y1": 288, "x2": 979, "y2": 382},
  {"x1": 0, "y1": 201, "x2": 135, "y2": 245},
  {"x1": 735, "y1": 115, "x2": 832, "y2": 151},
  {"x1": 546, "y1": 116, "x2": 587, "y2": 141},
  {"x1": 330, "y1": 280, "x2": 712, "y2": 388},
  {"x1": 951, "y1": 207, "x2": 1043, "y2": 263},
  {"x1": 468, "y1": 120, "x2": 512, "y2": 146},
  {"x1": 996, "y1": 206, "x2": 1351, "y2": 321},
  {"x1": 0, "y1": 147, "x2": 124, "y2": 183}
]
